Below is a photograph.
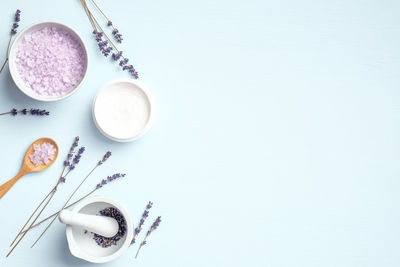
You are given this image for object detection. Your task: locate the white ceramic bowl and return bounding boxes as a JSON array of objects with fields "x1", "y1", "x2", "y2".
[
  {"x1": 64, "y1": 196, "x2": 133, "y2": 263},
  {"x1": 92, "y1": 79, "x2": 155, "y2": 142},
  {"x1": 8, "y1": 21, "x2": 88, "y2": 102}
]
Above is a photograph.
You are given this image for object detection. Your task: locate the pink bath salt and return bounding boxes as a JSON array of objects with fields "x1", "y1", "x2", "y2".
[
  {"x1": 15, "y1": 26, "x2": 86, "y2": 97},
  {"x1": 29, "y1": 142, "x2": 57, "y2": 166}
]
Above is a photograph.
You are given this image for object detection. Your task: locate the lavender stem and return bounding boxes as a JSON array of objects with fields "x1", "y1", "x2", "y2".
[
  {"x1": 19, "y1": 188, "x2": 97, "y2": 235},
  {"x1": 7, "y1": 192, "x2": 56, "y2": 257},
  {"x1": 31, "y1": 163, "x2": 100, "y2": 247},
  {"x1": 9, "y1": 166, "x2": 66, "y2": 247},
  {"x1": 0, "y1": 36, "x2": 11, "y2": 73}
]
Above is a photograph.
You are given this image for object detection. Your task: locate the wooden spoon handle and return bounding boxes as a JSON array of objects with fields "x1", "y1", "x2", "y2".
[{"x1": 0, "y1": 170, "x2": 26, "y2": 199}]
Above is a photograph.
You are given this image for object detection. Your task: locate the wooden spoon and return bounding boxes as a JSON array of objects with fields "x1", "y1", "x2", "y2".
[{"x1": 0, "y1": 138, "x2": 58, "y2": 199}]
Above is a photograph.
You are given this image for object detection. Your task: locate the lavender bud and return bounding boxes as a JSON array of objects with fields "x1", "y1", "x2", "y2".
[
  {"x1": 119, "y1": 58, "x2": 129, "y2": 66},
  {"x1": 131, "y1": 201, "x2": 153, "y2": 245},
  {"x1": 98, "y1": 151, "x2": 112, "y2": 165},
  {"x1": 112, "y1": 51, "x2": 123, "y2": 61}
]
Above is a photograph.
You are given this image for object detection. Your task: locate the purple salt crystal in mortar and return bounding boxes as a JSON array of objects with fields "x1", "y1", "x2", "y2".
[{"x1": 15, "y1": 26, "x2": 86, "y2": 97}]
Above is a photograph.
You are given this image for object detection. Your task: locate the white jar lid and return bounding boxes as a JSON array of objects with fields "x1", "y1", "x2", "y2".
[{"x1": 92, "y1": 79, "x2": 154, "y2": 142}]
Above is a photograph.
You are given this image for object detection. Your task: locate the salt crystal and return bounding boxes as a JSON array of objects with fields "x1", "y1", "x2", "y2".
[
  {"x1": 29, "y1": 142, "x2": 57, "y2": 167},
  {"x1": 16, "y1": 26, "x2": 86, "y2": 97}
]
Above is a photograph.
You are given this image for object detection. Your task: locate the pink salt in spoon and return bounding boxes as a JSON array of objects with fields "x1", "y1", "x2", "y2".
[{"x1": 0, "y1": 138, "x2": 58, "y2": 199}]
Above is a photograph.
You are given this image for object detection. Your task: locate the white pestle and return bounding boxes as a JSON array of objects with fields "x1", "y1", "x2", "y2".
[{"x1": 59, "y1": 209, "x2": 119, "y2": 238}]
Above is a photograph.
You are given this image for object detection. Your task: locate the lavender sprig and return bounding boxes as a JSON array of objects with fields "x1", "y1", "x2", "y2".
[
  {"x1": 11, "y1": 10, "x2": 21, "y2": 35},
  {"x1": 87, "y1": 0, "x2": 123, "y2": 43},
  {"x1": 80, "y1": 1, "x2": 138, "y2": 79},
  {"x1": 96, "y1": 173, "x2": 125, "y2": 189},
  {"x1": 30, "y1": 109, "x2": 50, "y2": 116},
  {"x1": 59, "y1": 138, "x2": 83, "y2": 184},
  {"x1": 59, "y1": 138, "x2": 85, "y2": 184},
  {"x1": 112, "y1": 51, "x2": 123, "y2": 61},
  {"x1": 68, "y1": 146, "x2": 86, "y2": 172},
  {"x1": 63, "y1": 136, "x2": 79, "y2": 167},
  {"x1": 121, "y1": 64, "x2": 138, "y2": 79},
  {"x1": 117, "y1": 57, "x2": 138, "y2": 78},
  {"x1": 1, "y1": 10, "x2": 22, "y2": 74},
  {"x1": 0, "y1": 108, "x2": 50, "y2": 116},
  {"x1": 135, "y1": 216, "x2": 162, "y2": 258},
  {"x1": 111, "y1": 28, "x2": 123, "y2": 43},
  {"x1": 98, "y1": 151, "x2": 112, "y2": 165},
  {"x1": 131, "y1": 201, "x2": 153, "y2": 245},
  {"x1": 94, "y1": 31, "x2": 113, "y2": 57},
  {"x1": 146, "y1": 217, "x2": 161, "y2": 237}
]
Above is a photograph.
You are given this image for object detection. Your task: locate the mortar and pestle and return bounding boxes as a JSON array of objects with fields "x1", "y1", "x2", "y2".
[{"x1": 59, "y1": 196, "x2": 133, "y2": 263}]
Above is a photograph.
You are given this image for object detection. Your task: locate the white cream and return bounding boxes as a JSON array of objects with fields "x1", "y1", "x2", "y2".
[{"x1": 93, "y1": 79, "x2": 153, "y2": 142}]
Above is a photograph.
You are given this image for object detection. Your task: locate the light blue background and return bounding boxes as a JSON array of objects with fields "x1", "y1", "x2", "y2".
[{"x1": 0, "y1": 0, "x2": 399, "y2": 266}]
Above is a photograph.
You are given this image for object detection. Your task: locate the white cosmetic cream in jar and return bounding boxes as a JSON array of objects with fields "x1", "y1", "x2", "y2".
[{"x1": 92, "y1": 79, "x2": 154, "y2": 142}]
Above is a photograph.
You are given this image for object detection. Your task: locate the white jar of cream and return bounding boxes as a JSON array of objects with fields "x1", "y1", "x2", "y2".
[{"x1": 92, "y1": 79, "x2": 154, "y2": 142}]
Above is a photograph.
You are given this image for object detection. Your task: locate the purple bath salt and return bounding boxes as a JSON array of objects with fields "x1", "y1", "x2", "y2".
[
  {"x1": 16, "y1": 26, "x2": 86, "y2": 97},
  {"x1": 29, "y1": 142, "x2": 57, "y2": 166}
]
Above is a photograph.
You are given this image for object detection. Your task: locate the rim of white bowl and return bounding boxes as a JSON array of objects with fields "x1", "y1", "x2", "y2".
[
  {"x1": 65, "y1": 196, "x2": 134, "y2": 263},
  {"x1": 8, "y1": 21, "x2": 89, "y2": 102},
  {"x1": 92, "y1": 78, "x2": 155, "y2": 142}
]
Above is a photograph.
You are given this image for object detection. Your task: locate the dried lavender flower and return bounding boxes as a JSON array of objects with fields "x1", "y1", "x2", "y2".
[
  {"x1": 103, "y1": 46, "x2": 113, "y2": 57},
  {"x1": 93, "y1": 207, "x2": 127, "y2": 248},
  {"x1": 130, "y1": 70, "x2": 139, "y2": 79},
  {"x1": 131, "y1": 201, "x2": 153, "y2": 245},
  {"x1": 96, "y1": 173, "x2": 125, "y2": 189},
  {"x1": 122, "y1": 65, "x2": 133, "y2": 71},
  {"x1": 70, "y1": 146, "x2": 85, "y2": 170},
  {"x1": 1, "y1": 9, "x2": 22, "y2": 74},
  {"x1": 15, "y1": 10, "x2": 21, "y2": 22},
  {"x1": 135, "y1": 216, "x2": 162, "y2": 258},
  {"x1": 98, "y1": 151, "x2": 112, "y2": 165},
  {"x1": 95, "y1": 33, "x2": 103, "y2": 42},
  {"x1": 29, "y1": 109, "x2": 50, "y2": 116},
  {"x1": 63, "y1": 137, "x2": 79, "y2": 167},
  {"x1": 120, "y1": 63, "x2": 139, "y2": 78},
  {"x1": 112, "y1": 51, "x2": 123, "y2": 61},
  {"x1": 114, "y1": 33, "x2": 123, "y2": 43},
  {"x1": 81, "y1": 1, "x2": 138, "y2": 78},
  {"x1": 59, "y1": 141, "x2": 84, "y2": 183},
  {"x1": 111, "y1": 27, "x2": 123, "y2": 43},
  {"x1": 119, "y1": 58, "x2": 128, "y2": 66},
  {"x1": 146, "y1": 216, "x2": 161, "y2": 236},
  {"x1": 11, "y1": 10, "x2": 21, "y2": 35},
  {"x1": 98, "y1": 40, "x2": 108, "y2": 48},
  {"x1": 0, "y1": 108, "x2": 50, "y2": 116}
]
